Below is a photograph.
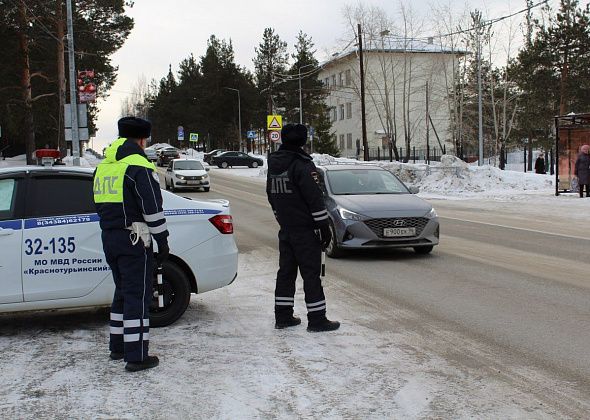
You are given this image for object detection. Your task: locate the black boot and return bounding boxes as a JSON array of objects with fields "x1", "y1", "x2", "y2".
[
  {"x1": 109, "y1": 351, "x2": 124, "y2": 361},
  {"x1": 307, "y1": 317, "x2": 340, "y2": 332},
  {"x1": 275, "y1": 315, "x2": 301, "y2": 329},
  {"x1": 125, "y1": 355, "x2": 159, "y2": 372}
]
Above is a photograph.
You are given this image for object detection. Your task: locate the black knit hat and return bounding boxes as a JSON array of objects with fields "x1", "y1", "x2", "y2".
[
  {"x1": 118, "y1": 117, "x2": 152, "y2": 139},
  {"x1": 281, "y1": 123, "x2": 307, "y2": 147}
]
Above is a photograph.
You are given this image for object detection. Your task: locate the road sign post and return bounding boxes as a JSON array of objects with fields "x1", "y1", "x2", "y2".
[{"x1": 178, "y1": 126, "x2": 185, "y2": 142}]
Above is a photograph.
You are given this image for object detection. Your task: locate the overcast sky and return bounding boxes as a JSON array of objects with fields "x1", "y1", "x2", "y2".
[{"x1": 93, "y1": 0, "x2": 556, "y2": 150}]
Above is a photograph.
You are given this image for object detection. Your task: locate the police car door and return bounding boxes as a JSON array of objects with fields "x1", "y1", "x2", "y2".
[
  {"x1": 22, "y1": 172, "x2": 110, "y2": 301},
  {"x1": 0, "y1": 174, "x2": 24, "y2": 304}
]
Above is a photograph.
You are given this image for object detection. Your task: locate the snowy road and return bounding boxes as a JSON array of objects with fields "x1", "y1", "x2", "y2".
[{"x1": 1, "y1": 168, "x2": 590, "y2": 418}]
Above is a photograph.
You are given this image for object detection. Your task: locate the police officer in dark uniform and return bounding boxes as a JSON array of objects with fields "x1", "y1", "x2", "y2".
[
  {"x1": 94, "y1": 117, "x2": 169, "y2": 371},
  {"x1": 267, "y1": 123, "x2": 340, "y2": 332}
]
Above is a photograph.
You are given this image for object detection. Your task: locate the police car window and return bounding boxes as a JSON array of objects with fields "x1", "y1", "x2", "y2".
[
  {"x1": 0, "y1": 179, "x2": 17, "y2": 220},
  {"x1": 27, "y1": 176, "x2": 96, "y2": 217}
]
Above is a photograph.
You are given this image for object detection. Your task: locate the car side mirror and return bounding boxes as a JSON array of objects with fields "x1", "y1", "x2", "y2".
[
  {"x1": 205, "y1": 167, "x2": 210, "y2": 172},
  {"x1": 409, "y1": 186, "x2": 420, "y2": 194}
]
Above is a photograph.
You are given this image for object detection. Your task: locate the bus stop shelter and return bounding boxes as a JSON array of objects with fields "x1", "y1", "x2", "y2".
[{"x1": 555, "y1": 113, "x2": 590, "y2": 196}]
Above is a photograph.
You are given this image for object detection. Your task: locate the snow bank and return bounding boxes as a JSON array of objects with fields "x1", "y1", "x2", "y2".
[
  {"x1": 309, "y1": 154, "x2": 554, "y2": 197},
  {"x1": 0, "y1": 154, "x2": 26, "y2": 168}
]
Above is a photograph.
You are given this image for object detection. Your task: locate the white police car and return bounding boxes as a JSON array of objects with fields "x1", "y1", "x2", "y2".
[{"x1": 0, "y1": 166, "x2": 238, "y2": 327}]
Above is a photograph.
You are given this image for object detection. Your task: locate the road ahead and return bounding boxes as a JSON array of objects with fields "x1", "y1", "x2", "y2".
[{"x1": 188, "y1": 169, "x2": 590, "y2": 414}]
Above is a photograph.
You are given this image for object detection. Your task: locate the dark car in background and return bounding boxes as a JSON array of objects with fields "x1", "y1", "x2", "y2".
[
  {"x1": 203, "y1": 149, "x2": 226, "y2": 164},
  {"x1": 316, "y1": 164, "x2": 439, "y2": 258},
  {"x1": 211, "y1": 151, "x2": 263, "y2": 169},
  {"x1": 157, "y1": 148, "x2": 180, "y2": 167}
]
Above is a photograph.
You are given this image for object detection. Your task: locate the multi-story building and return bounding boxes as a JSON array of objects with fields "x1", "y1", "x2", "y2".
[{"x1": 319, "y1": 39, "x2": 465, "y2": 159}]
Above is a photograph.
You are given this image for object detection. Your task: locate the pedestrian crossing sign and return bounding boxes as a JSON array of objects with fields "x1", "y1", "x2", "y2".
[
  {"x1": 267, "y1": 115, "x2": 282, "y2": 130},
  {"x1": 189, "y1": 133, "x2": 199, "y2": 142}
]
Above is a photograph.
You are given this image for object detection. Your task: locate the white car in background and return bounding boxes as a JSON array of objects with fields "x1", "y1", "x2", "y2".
[
  {"x1": 164, "y1": 158, "x2": 210, "y2": 192},
  {"x1": 0, "y1": 166, "x2": 238, "y2": 326}
]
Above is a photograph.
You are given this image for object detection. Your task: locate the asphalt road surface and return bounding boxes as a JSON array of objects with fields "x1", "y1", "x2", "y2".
[{"x1": 180, "y1": 169, "x2": 590, "y2": 415}]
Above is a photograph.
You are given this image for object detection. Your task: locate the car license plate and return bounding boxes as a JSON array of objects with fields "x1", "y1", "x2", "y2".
[
  {"x1": 187, "y1": 181, "x2": 199, "y2": 185},
  {"x1": 383, "y1": 227, "x2": 415, "y2": 237}
]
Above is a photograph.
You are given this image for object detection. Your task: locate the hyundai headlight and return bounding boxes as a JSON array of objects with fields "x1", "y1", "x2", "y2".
[
  {"x1": 338, "y1": 208, "x2": 364, "y2": 221},
  {"x1": 176, "y1": 175, "x2": 185, "y2": 180},
  {"x1": 203, "y1": 174, "x2": 209, "y2": 179},
  {"x1": 426, "y1": 208, "x2": 438, "y2": 218}
]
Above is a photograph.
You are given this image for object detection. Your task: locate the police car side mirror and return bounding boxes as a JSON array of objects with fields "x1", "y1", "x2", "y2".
[
  {"x1": 205, "y1": 167, "x2": 210, "y2": 172},
  {"x1": 409, "y1": 186, "x2": 420, "y2": 194}
]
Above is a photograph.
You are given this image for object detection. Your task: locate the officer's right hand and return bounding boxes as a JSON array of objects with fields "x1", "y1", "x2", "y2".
[
  {"x1": 319, "y1": 225, "x2": 332, "y2": 250},
  {"x1": 156, "y1": 242, "x2": 170, "y2": 266}
]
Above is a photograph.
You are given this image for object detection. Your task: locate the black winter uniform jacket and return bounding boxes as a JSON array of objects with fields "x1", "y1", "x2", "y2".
[
  {"x1": 266, "y1": 144, "x2": 329, "y2": 230},
  {"x1": 95, "y1": 140, "x2": 169, "y2": 246}
]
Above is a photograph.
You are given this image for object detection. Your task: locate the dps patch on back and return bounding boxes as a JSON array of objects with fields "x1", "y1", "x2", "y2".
[{"x1": 270, "y1": 171, "x2": 293, "y2": 194}]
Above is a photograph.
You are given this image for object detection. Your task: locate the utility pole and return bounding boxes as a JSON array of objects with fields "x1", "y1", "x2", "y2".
[
  {"x1": 298, "y1": 64, "x2": 314, "y2": 124},
  {"x1": 66, "y1": 0, "x2": 80, "y2": 166},
  {"x1": 476, "y1": 12, "x2": 484, "y2": 167},
  {"x1": 426, "y1": 81, "x2": 430, "y2": 164},
  {"x1": 358, "y1": 23, "x2": 369, "y2": 161}
]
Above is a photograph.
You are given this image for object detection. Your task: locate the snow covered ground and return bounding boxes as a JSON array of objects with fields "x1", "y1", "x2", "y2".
[{"x1": 0, "y1": 245, "x2": 569, "y2": 418}]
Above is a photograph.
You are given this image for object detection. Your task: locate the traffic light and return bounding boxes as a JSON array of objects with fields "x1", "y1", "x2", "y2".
[{"x1": 77, "y1": 70, "x2": 96, "y2": 103}]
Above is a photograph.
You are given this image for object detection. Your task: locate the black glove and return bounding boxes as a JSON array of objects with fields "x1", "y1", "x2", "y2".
[
  {"x1": 156, "y1": 242, "x2": 169, "y2": 267},
  {"x1": 319, "y1": 225, "x2": 332, "y2": 250}
]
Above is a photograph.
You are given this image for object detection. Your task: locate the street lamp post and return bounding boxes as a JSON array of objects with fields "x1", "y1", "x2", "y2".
[
  {"x1": 223, "y1": 87, "x2": 242, "y2": 151},
  {"x1": 298, "y1": 64, "x2": 314, "y2": 124}
]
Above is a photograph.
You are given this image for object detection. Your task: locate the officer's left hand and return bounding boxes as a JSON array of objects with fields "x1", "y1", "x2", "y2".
[
  {"x1": 319, "y1": 225, "x2": 332, "y2": 250},
  {"x1": 156, "y1": 242, "x2": 170, "y2": 266}
]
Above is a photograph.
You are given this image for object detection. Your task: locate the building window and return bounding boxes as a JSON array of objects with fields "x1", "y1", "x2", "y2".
[
  {"x1": 339, "y1": 134, "x2": 345, "y2": 149},
  {"x1": 339, "y1": 104, "x2": 345, "y2": 120},
  {"x1": 347, "y1": 133, "x2": 353, "y2": 149},
  {"x1": 338, "y1": 72, "x2": 343, "y2": 86},
  {"x1": 331, "y1": 75, "x2": 336, "y2": 87},
  {"x1": 332, "y1": 107, "x2": 337, "y2": 122},
  {"x1": 346, "y1": 103, "x2": 352, "y2": 119},
  {"x1": 345, "y1": 69, "x2": 351, "y2": 86},
  {"x1": 324, "y1": 77, "x2": 329, "y2": 87}
]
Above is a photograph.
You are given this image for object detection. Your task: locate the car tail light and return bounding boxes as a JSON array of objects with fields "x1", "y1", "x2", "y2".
[{"x1": 209, "y1": 215, "x2": 233, "y2": 234}]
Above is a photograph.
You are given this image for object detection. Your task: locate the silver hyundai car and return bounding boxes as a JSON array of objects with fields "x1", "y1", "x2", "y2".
[{"x1": 316, "y1": 165, "x2": 439, "y2": 257}]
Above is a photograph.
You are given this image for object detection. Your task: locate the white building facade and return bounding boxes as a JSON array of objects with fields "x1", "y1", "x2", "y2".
[{"x1": 319, "y1": 40, "x2": 464, "y2": 159}]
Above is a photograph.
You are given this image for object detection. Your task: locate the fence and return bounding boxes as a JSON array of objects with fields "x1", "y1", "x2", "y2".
[
  {"x1": 364, "y1": 146, "x2": 447, "y2": 163},
  {"x1": 361, "y1": 145, "x2": 555, "y2": 174}
]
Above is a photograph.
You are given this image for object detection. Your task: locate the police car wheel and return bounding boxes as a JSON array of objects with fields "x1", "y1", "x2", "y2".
[
  {"x1": 326, "y1": 222, "x2": 344, "y2": 258},
  {"x1": 221, "y1": 161, "x2": 229, "y2": 169},
  {"x1": 150, "y1": 261, "x2": 191, "y2": 327},
  {"x1": 203, "y1": 187, "x2": 210, "y2": 192}
]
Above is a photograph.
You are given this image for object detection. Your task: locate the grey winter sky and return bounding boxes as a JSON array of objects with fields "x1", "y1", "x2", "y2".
[{"x1": 93, "y1": 0, "x2": 557, "y2": 149}]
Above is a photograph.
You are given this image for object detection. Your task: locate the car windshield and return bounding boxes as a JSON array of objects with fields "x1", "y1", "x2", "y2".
[
  {"x1": 326, "y1": 169, "x2": 409, "y2": 195},
  {"x1": 174, "y1": 161, "x2": 203, "y2": 170}
]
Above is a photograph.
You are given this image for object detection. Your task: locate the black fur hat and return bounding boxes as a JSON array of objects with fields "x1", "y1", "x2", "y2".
[
  {"x1": 118, "y1": 117, "x2": 152, "y2": 139},
  {"x1": 281, "y1": 123, "x2": 307, "y2": 147}
]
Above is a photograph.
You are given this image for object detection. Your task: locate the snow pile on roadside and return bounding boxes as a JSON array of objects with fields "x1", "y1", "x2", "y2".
[
  {"x1": 82, "y1": 152, "x2": 102, "y2": 167},
  {"x1": 378, "y1": 155, "x2": 553, "y2": 195},
  {"x1": 62, "y1": 155, "x2": 93, "y2": 168},
  {"x1": 0, "y1": 154, "x2": 26, "y2": 168},
  {"x1": 311, "y1": 154, "x2": 553, "y2": 196}
]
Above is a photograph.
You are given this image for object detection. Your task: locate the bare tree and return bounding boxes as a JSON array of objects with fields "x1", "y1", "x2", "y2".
[{"x1": 120, "y1": 75, "x2": 152, "y2": 119}]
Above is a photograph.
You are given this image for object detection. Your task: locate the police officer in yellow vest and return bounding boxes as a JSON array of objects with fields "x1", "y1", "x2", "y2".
[{"x1": 94, "y1": 117, "x2": 169, "y2": 372}]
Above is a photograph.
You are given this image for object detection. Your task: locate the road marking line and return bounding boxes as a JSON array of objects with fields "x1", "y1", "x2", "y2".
[{"x1": 440, "y1": 216, "x2": 590, "y2": 241}]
